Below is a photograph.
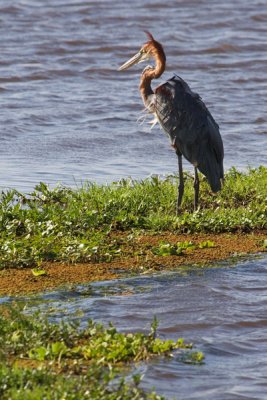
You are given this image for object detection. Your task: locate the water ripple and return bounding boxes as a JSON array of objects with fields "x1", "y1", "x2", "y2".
[
  {"x1": 0, "y1": 0, "x2": 266, "y2": 190},
  {"x1": 11, "y1": 254, "x2": 267, "y2": 400}
]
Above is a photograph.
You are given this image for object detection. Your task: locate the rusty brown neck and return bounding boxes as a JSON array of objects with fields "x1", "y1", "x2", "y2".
[{"x1": 139, "y1": 54, "x2": 165, "y2": 108}]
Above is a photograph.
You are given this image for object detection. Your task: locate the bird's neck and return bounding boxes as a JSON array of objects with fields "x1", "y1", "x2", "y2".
[{"x1": 139, "y1": 55, "x2": 165, "y2": 110}]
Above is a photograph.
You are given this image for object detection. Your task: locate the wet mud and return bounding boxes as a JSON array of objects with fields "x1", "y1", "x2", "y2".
[{"x1": 1, "y1": 231, "x2": 266, "y2": 296}]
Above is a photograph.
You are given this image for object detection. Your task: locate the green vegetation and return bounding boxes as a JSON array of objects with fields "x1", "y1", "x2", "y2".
[
  {"x1": 0, "y1": 167, "x2": 265, "y2": 398},
  {"x1": 0, "y1": 307, "x2": 203, "y2": 399},
  {"x1": 152, "y1": 240, "x2": 215, "y2": 256},
  {"x1": 31, "y1": 268, "x2": 47, "y2": 277},
  {"x1": 152, "y1": 242, "x2": 185, "y2": 256},
  {"x1": 198, "y1": 240, "x2": 215, "y2": 249},
  {"x1": 0, "y1": 167, "x2": 266, "y2": 268}
]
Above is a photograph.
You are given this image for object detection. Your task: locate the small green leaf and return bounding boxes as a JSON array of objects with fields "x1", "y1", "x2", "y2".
[
  {"x1": 178, "y1": 351, "x2": 205, "y2": 365},
  {"x1": 152, "y1": 242, "x2": 184, "y2": 256},
  {"x1": 199, "y1": 240, "x2": 215, "y2": 249},
  {"x1": 31, "y1": 268, "x2": 47, "y2": 277},
  {"x1": 177, "y1": 241, "x2": 195, "y2": 250},
  {"x1": 187, "y1": 351, "x2": 205, "y2": 364},
  {"x1": 28, "y1": 346, "x2": 47, "y2": 361},
  {"x1": 51, "y1": 341, "x2": 68, "y2": 357}
]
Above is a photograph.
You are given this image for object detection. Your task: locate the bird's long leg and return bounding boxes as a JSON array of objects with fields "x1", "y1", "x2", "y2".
[
  {"x1": 193, "y1": 167, "x2": 199, "y2": 211},
  {"x1": 176, "y1": 152, "x2": 184, "y2": 214}
]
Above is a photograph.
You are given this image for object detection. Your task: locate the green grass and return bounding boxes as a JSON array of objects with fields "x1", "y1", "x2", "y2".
[
  {"x1": 0, "y1": 365, "x2": 164, "y2": 400},
  {"x1": 0, "y1": 166, "x2": 266, "y2": 268},
  {"x1": 0, "y1": 306, "x2": 203, "y2": 399}
]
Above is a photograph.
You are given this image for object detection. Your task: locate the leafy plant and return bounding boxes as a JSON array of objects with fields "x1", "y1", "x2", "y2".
[
  {"x1": 31, "y1": 268, "x2": 47, "y2": 277},
  {"x1": 0, "y1": 167, "x2": 266, "y2": 268},
  {"x1": 152, "y1": 242, "x2": 184, "y2": 256},
  {"x1": 198, "y1": 240, "x2": 215, "y2": 249},
  {"x1": 152, "y1": 240, "x2": 197, "y2": 256},
  {"x1": 177, "y1": 351, "x2": 205, "y2": 365},
  {"x1": 0, "y1": 306, "x2": 203, "y2": 399},
  {"x1": 177, "y1": 240, "x2": 196, "y2": 250}
]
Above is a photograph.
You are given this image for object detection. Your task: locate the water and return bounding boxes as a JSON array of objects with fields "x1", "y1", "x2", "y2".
[
  {"x1": 0, "y1": 0, "x2": 266, "y2": 191},
  {"x1": 1, "y1": 1, "x2": 266, "y2": 398},
  {"x1": 9, "y1": 254, "x2": 267, "y2": 400}
]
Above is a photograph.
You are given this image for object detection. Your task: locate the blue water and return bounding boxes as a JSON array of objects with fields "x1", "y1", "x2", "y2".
[
  {"x1": 6, "y1": 254, "x2": 266, "y2": 400},
  {"x1": 0, "y1": 0, "x2": 266, "y2": 191},
  {"x1": 1, "y1": 1, "x2": 267, "y2": 398}
]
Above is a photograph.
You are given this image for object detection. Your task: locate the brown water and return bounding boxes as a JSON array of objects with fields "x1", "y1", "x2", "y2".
[
  {"x1": 0, "y1": 0, "x2": 266, "y2": 191},
  {"x1": 6, "y1": 255, "x2": 267, "y2": 399}
]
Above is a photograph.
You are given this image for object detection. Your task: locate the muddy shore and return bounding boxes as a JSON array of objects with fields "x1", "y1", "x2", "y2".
[{"x1": 0, "y1": 232, "x2": 266, "y2": 296}]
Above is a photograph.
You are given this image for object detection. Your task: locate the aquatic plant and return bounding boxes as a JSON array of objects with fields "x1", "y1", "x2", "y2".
[
  {"x1": 152, "y1": 242, "x2": 184, "y2": 256},
  {"x1": 198, "y1": 240, "x2": 215, "y2": 249},
  {"x1": 152, "y1": 240, "x2": 216, "y2": 256},
  {"x1": 0, "y1": 306, "x2": 203, "y2": 399},
  {"x1": 0, "y1": 167, "x2": 266, "y2": 268}
]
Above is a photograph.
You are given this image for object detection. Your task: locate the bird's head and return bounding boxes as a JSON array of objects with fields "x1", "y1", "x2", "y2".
[{"x1": 118, "y1": 31, "x2": 166, "y2": 71}]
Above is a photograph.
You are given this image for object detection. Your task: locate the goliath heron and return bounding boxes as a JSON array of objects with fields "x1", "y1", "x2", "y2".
[{"x1": 119, "y1": 32, "x2": 224, "y2": 213}]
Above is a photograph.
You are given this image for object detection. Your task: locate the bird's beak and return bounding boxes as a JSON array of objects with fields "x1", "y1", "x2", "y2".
[{"x1": 118, "y1": 51, "x2": 146, "y2": 71}]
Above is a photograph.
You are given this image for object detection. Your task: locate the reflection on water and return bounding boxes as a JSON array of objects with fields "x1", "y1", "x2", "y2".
[
  {"x1": 9, "y1": 254, "x2": 267, "y2": 400},
  {"x1": 0, "y1": 0, "x2": 266, "y2": 191}
]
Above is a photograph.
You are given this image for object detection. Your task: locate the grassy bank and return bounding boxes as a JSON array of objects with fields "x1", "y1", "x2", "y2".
[
  {"x1": 0, "y1": 168, "x2": 266, "y2": 398},
  {"x1": 0, "y1": 167, "x2": 266, "y2": 269},
  {"x1": 0, "y1": 306, "x2": 203, "y2": 399}
]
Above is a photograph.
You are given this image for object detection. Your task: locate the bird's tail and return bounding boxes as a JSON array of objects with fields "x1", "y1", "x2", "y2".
[{"x1": 198, "y1": 149, "x2": 224, "y2": 193}]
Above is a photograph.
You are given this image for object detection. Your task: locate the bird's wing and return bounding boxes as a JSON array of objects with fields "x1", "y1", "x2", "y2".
[{"x1": 155, "y1": 75, "x2": 224, "y2": 190}]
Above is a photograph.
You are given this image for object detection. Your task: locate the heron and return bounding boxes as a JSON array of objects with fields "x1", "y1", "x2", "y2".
[{"x1": 119, "y1": 32, "x2": 224, "y2": 213}]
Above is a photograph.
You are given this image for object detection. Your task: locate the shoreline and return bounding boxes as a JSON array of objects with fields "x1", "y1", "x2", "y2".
[{"x1": 1, "y1": 231, "x2": 266, "y2": 297}]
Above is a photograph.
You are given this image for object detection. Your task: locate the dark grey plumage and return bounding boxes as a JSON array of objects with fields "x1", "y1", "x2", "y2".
[
  {"x1": 154, "y1": 75, "x2": 224, "y2": 193},
  {"x1": 119, "y1": 32, "x2": 224, "y2": 212}
]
